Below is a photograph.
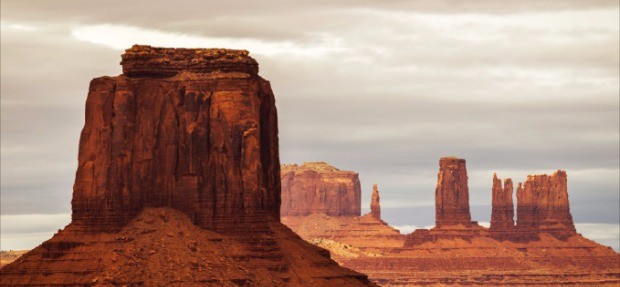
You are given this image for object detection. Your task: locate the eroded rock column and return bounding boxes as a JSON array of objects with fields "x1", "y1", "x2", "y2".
[
  {"x1": 370, "y1": 184, "x2": 381, "y2": 220},
  {"x1": 435, "y1": 157, "x2": 471, "y2": 227},
  {"x1": 490, "y1": 174, "x2": 515, "y2": 240}
]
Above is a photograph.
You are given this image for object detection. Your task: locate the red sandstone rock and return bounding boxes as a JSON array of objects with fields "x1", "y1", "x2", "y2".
[
  {"x1": 516, "y1": 170, "x2": 576, "y2": 241},
  {"x1": 435, "y1": 157, "x2": 472, "y2": 227},
  {"x1": 0, "y1": 45, "x2": 377, "y2": 287},
  {"x1": 490, "y1": 174, "x2": 515, "y2": 240},
  {"x1": 71, "y1": 45, "x2": 280, "y2": 233},
  {"x1": 370, "y1": 184, "x2": 381, "y2": 220},
  {"x1": 280, "y1": 162, "x2": 362, "y2": 217},
  {"x1": 282, "y1": 157, "x2": 618, "y2": 286}
]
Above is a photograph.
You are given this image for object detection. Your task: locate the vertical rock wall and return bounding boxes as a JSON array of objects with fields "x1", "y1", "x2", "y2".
[
  {"x1": 280, "y1": 162, "x2": 361, "y2": 217},
  {"x1": 71, "y1": 45, "x2": 281, "y2": 232},
  {"x1": 435, "y1": 157, "x2": 472, "y2": 227},
  {"x1": 490, "y1": 174, "x2": 515, "y2": 240},
  {"x1": 516, "y1": 170, "x2": 576, "y2": 240}
]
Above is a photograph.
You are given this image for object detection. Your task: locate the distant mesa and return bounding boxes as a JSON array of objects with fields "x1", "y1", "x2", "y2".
[
  {"x1": 281, "y1": 162, "x2": 362, "y2": 217},
  {"x1": 281, "y1": 158, "x2": 619, "y2": 286},
  {"x1": 0, "y1": 45, "x2": 377, "y2": 287}
]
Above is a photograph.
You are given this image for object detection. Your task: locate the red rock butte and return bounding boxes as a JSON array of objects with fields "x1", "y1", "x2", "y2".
[
  {"x1": 435, "y1": 157, "x2": 473, "y2": 227},
  {"x1": 0, "y1": 45, "x2": 377, "y2": 287},
  {"x1": 72, "y1": 45, "x2": 280, "y2": 233},
  {"x1": 281, "y1": 162, "x2": 362, "y2": 217}
]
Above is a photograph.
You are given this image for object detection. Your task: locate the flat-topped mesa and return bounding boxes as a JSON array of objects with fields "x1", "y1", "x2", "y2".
[
  {"x1": 490, "y1": 174, "x2": 515, "y2": 240},
  {"x1": 435, "y1": 157, "x2": 472, "y2": 227},
  {"x1": 281, "y1": 162, "x2": 361, "y2": 217},
  {"x1": 370, "y1": 184, "x2": 381, "y2": 220},
  {"x1": 120, "y1": 45, "x2": 259, "y2": 77},
  {"x1": 72, "y1": 45, "x2": 280, "y2": 233},
  {"x1": 516, "y1": 170, "x2": 576, "y2": 241}
]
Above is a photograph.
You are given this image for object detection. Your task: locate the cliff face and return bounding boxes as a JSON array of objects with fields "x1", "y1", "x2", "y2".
[
  {"x1": 490, "y1": 174, "x2": 515, "y2": 240},
  {"x1": 435, "y1": 157, "x2": 472, "y2": 227},
  {"x1": 71, "y1": 45, "x2": 280, "y2": 233},
  {"x1": 370, "y1": 184, "x2": 381, "y2": 220},
  {"x1": 0, "y1": 45, "x2": 377, "y2": 287},
  {"x1": 516, "y1": 170, "x2": 576, "y2": 240},
  {"x1": 281, "y1": 162, "x2": 361, "y2": 217}
]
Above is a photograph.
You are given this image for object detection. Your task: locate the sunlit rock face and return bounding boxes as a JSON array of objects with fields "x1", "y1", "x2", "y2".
[
  {"x1": 72, "y1": 45, "x2": 281, "y2": 233},
  {"x1": 280, "y1": 162, "x2": 362, "y2": 217},
  {"x1": 516, "y1": 170, "x2": 576, "y2": 241},
  {"x1": 435, "y1": 157, "x2": 472, "y2": 227}
]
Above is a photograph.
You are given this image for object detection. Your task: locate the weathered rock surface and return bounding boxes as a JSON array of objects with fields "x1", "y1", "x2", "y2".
[
  {"x1": 121, "y1": 45, "x2": 259, "y2": 77},
  {"x1": 281, "y1": 162, "x2": 361, "y2": 217},
  {"x1": 516, "y1": 170, "x2": 577, "y2": 241},
  {"x1": 404, "y1": 157, "x2": 483, "y2": 246},
  {"x1": 435, "y1": 157, "x2": 472, "y2": 227},
  {"x1": 370, "y1": 184, "x2": 381, "y2": 220},
  {"x1": 490, "y1": 174, "x2": 516, "y2": 240},
  {"x1": 2, "y1": 208, "x2": 376, "y2": 286},
  {"x1": 0, "y1": 45, "x2": 376, "y2": 287},
  {"x1": 72, "y1": 45, "x2": 280, "y2": 233}
]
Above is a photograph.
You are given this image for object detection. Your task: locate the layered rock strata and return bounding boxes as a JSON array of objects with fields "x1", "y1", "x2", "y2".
[
  {"x1": 0, "y1": 45, "x2": 376, "y2": 287},
  {"x1": 489, "y1": 174, "x2": 516, "y2": 240},
  {"x1": 370, "y1": 184, "x2": 381, "y2": 220},
  {"x1": 435, "y1": 157, "x2": 472, "y2": 227},
  {"x1": 281, "y1": 162, "x2": 361, "y2": 217}
]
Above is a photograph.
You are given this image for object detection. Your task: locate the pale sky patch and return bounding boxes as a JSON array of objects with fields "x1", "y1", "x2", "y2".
[{"x1": 71, "y1": 24, "x2": 347, "y2": 58}]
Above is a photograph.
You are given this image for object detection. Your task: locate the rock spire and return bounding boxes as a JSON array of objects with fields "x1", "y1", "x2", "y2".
[
  {"x1": 435, "y1": 157, "x2": 472, "y2": 227},
  {"x1": 370, "y1": 184, "x2": 381, "y2": 220}
]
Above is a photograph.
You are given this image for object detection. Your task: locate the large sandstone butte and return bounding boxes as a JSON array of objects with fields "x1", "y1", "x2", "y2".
[
  {"x1": 282, "y1": 158, "x2": 619, "y2": 286},
  {"x1": 281, "y1": 162, "x2": 361, "y2": 217},
  {"x1": 516, "y1": 170, "x2": 577, "y2": 241},
  {"x1": 435, "y1": 157, "x2": 472, "y2": 227},
  {"x1": 0, "y1": 45, "x2": 377, "y2": 287}
]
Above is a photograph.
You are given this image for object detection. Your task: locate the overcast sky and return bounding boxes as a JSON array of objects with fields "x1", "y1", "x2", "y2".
[{"x1": 1, "y1": 0, "x2": 618, "y2": 250}]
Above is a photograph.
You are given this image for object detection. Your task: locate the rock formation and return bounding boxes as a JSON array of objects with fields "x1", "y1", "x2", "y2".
[
  {"x1": 404, "y1": 157, "x2": 484, "y2": 246},
  {"x1": 489, "y1": 174, "x2": 515, "y2": 240},
  {"x1": 283, "y1": 158, "x2": 619, "y2": 286},
  {"x1": 516, "y1": 170, "x2": 576, "y2": 241},
  {"x1": 281, "y1": 162, "x2": 361, "y2": 217},
  {"x1": 435, "y1": 157, "x2": 472, "y2": 227},
  {"x1": 0, "y1": 45, "x2": 377, "y2": 287},
  {"x1": 370, "y1": 184, "x2": 381, "y2": 220},
  {"x1": 71, "y1": 45, "x2": 280, "y2": 233}
]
